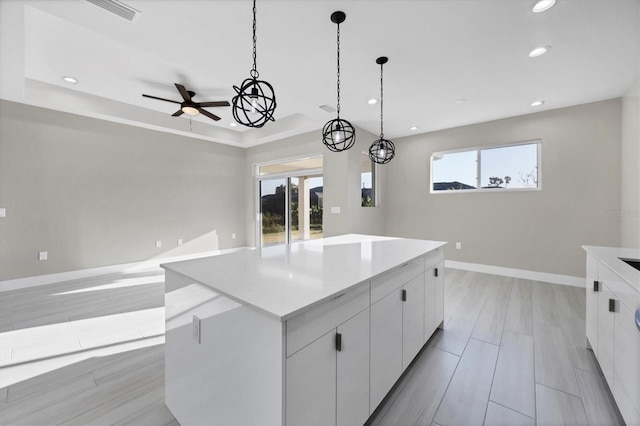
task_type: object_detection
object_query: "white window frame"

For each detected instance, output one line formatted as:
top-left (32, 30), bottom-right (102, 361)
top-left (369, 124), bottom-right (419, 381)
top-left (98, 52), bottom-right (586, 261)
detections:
top-left (430, 139), bottom-right (542, 194)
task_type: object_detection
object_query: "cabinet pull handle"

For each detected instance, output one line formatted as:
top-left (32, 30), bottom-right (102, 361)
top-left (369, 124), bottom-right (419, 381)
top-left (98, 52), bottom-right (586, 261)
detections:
top-left (609, 299), bottom-right (616, 313)
top-left (593, 280), bottom-right (600, 292)
top-left (434, 268), bottom-right (439, 277)
top-left (401, 289), bottom-right (407, 302)
top-left (336, 333), bottom-right (342, 352)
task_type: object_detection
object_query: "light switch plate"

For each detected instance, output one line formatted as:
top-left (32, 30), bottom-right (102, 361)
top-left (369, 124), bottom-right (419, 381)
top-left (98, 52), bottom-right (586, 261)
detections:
top-left (456, 242), bottom-right (462, 250)
top-left (0, 208), bottom-right (5, 217)
top-left (331, 206), bottom-right (341, 214)
top-left (38, 251), bottom-right (48, 261)
top-left (155, 240), bottom-right (162, 248)
top-left (177, 238), bottom-right (183, 245)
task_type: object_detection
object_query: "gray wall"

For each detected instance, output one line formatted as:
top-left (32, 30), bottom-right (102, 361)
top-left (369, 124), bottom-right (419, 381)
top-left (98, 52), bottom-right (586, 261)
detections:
top-left (385, 99), bottom-right (623, 278)
top-left (245, 127), bottom-right (387, 247)
top-left (0, 100), bottom-right (246, 281)
top-left (620, 95), bottom-right (640, 248)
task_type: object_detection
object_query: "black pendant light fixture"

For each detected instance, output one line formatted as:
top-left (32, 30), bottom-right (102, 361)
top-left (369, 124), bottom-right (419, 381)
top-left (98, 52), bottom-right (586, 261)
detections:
top-left (232, 0), bottom-right (276, 128)
top-left (322, 11), bottom-right (355, 152)
top-left (369, 56), bottom-right (395, 164)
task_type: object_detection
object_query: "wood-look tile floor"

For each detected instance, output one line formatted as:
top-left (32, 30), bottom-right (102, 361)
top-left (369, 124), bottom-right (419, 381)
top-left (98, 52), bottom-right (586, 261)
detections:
top-left (0, 268), bottom-right (624, 425)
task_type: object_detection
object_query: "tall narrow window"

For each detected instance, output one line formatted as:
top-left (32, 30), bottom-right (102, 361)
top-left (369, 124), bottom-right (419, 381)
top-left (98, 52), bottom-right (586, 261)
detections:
top-left (361, 153), bottom-right (376, 206)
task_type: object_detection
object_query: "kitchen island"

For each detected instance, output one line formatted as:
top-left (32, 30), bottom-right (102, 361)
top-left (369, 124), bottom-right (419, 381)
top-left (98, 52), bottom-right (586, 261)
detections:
top-left (162, 234), bottom-right (446, 425)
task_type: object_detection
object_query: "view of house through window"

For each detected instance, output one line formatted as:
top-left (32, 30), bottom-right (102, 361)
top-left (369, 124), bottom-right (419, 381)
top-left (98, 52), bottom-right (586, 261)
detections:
top-left (361, 153), bottom-right (376, 206)
top-left (431, 140), bottom-right (540, 192)
top-left (258, 157), bottom-right (323, 246)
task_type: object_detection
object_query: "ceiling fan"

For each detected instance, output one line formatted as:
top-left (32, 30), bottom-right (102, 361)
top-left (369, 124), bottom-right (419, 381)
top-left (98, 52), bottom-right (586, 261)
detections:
top-left (142, 83), bottom-right (230, 121)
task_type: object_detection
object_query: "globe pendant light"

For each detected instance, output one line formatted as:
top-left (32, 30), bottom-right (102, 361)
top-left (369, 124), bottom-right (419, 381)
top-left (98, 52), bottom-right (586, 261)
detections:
top-left (232, 0), bottom-right (276, 128)
top-left (322, 11), bottom-right (355, 152)
top-left (369, 56), bottom-right (395, 164)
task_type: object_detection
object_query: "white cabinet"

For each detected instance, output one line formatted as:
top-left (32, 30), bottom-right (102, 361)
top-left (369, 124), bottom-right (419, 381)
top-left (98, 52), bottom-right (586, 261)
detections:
top-left (286, 308), bottom-right (370, 426)
top-left (286, 331), bottom-right (337, 426)
top-left (583, 248), bottom-right (640, 426)
top-left (403, 273), bottom-right (425, 369)
top-left (425, 261), bottom-right (444, 341)
top-left (585, 254), bottom-right (599, 349)
top-left (337, 309), bottom-right (370, 426)
top-left (370, 287), bottom-right (403, 411)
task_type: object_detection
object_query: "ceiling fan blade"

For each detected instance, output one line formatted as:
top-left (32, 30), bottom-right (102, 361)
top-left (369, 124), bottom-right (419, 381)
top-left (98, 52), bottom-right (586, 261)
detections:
top-left (175, 83), bottom-right (192, 102)
top-left (142, 94), bottom-right (181, 104)
top-left (198, 108), bottom-right (221, 121)
top-left (172, 110), bottom-right (184, 117)
top-left (198, 101), bottom-right (231, 107)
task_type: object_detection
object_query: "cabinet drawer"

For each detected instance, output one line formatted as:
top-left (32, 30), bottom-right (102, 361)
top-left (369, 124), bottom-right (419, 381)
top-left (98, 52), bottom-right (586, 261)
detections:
top-left (424, 246), bottom-right (445, 270)
top-left (371, 256), bottom-right (424, 304)
top-left (286, 284), bottom-right (369, 357)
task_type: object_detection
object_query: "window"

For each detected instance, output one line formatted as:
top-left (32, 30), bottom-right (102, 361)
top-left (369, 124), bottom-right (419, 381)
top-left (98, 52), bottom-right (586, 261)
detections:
top-left (361, 153), bottom-right (376, 206)
top-left (431, 140), bottom-right (540, 192)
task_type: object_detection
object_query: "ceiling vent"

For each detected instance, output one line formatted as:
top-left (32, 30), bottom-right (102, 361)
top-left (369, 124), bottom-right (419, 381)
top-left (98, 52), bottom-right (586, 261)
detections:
top-left (86, 0), bottom-right (141, 22)
top-left (319, 105), bottom-right (336, 113)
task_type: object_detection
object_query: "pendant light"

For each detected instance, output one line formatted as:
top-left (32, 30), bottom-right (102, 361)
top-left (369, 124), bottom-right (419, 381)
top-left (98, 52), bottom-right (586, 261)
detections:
top-left (232, 0), bottom-right (276, 128)
top-left (322, 11), bottom-right (355, 152)
top-left (369, 56), bottom-right (395, 164)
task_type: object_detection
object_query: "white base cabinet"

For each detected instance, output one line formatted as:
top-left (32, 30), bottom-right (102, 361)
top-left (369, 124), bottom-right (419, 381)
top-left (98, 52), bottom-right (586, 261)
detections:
top-left (584, 249), bottom-right (640, 426)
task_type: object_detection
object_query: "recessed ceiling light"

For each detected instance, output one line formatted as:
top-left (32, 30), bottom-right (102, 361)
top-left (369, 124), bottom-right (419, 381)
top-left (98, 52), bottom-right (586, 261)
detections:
top-left (230, 122), bottom-right (238, 127)
top-left (410, 126), bottom-right (419, 131)
top-left (531, 100), bottom-right (545, 107)
top-left (529, 45), bottom-right (551, 57)
top-left (62, 76), bottom-right (78, 84)
top-left (455, 98), bottom-right (466, 104)
top-left (368, 98), bottom-right (378, 105)
top-left (532, 0), bottom-right (556, 13)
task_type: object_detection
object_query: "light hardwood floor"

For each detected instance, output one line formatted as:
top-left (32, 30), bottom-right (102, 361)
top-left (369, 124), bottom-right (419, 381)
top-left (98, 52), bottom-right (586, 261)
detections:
top-left (0, 268), bottom-right (624, 425)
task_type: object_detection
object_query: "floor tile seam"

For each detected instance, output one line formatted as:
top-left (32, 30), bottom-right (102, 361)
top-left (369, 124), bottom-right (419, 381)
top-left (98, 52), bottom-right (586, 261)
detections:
top-left (535, 381), bottom-right (584, 399)
top-left (482, 333), bottom-right (502, 426)
top-left (430, 338), bottom-right (465, 424)
top-left (487, 398), bottom-right (536, 421)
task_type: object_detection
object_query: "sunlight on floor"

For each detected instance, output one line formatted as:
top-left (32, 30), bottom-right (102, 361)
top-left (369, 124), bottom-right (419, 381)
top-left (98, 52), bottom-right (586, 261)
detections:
top-left (0, 307), bottom-right (165, 388)
top-left (52, 275), bottom-right (165, 295)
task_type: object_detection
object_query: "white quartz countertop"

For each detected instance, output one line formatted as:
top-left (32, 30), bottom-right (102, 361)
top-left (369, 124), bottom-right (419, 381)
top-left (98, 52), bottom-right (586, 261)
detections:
top-left (162, 234), bottom-right (446, 320)
top-left (583, 245), bottom-right (640, 292)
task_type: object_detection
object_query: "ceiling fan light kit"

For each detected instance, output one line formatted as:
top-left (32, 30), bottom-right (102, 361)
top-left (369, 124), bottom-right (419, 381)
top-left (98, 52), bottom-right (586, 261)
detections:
top-left (231, 0), bottom-right (277, 128)
top-left (369, 56), bottom-right (395, 165)
top-left (322, 11), bottom-right (356, 153)
top-left (142, 83), bottom-right (230, 121)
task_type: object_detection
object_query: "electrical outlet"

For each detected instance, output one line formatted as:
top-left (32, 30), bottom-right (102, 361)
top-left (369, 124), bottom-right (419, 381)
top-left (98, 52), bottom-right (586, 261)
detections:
top-left (38, 251), bottom-right (48, 261)
top-left (232, 233), bottom-right (236, 239)
top-left (0, 208), bottom-right (5, 217)
top-left (331, 206), bottom-right (341, 214)
top-left (456, 242), bottom-right (462, 250)
top-left (177, 238), bottom-right (183, 245)
top-left (155, 240), bottom-right (162, 248)
top-left (192, 315), bottom-right (201, 344)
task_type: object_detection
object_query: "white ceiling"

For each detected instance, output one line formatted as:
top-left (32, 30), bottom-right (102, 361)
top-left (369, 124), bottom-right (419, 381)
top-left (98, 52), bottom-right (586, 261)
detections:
top-left (1, 0), bottom-right (638, 148)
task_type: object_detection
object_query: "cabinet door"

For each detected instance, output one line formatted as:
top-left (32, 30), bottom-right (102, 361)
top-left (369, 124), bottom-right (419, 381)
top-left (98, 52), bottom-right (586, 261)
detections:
top-left (434, 262), bottom-right (445, 331)
top-left (596, 283), bottom-right (615, 385)
top-left (286, 331), bottom-right (336, 426)
top-left (424, 267), bottom-right (435, 343)
top-left (403, 273), bottom-right (425, 370)
top-left (337, 309), bottom-right (370, 426)
top-left (370, 289), bottom-right (403, 412)
top-left (613, 301), bottom-right (640, 424)
top-left (585, 254), bottom-right (599, 349)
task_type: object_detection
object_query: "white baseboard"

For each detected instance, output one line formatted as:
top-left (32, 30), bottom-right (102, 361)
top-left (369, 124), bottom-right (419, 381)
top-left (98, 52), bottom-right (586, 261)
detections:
top-left (0, 247), bottom-right (251, 292)
top-left (445, 260), bottom-right (585, 288)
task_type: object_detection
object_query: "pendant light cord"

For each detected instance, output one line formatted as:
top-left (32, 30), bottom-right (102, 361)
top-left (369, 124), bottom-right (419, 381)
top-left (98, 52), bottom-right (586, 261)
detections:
top-left (336, 22), bottom-right (341, 118)
top-left (251, 0), bottom-right (259, 79)
top-left (379, 62), bottom-right (384, 138)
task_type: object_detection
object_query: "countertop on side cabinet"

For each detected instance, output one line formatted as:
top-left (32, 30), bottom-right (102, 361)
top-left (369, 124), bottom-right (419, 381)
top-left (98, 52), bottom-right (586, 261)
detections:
top-left (583, 246), bottom-right (640, 292)
top-left (162, 234), bottom-right (446, 320)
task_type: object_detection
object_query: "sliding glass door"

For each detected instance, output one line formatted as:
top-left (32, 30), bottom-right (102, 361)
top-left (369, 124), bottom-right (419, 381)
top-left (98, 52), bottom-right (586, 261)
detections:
top-left (259, 174), bottom-right (323, 247)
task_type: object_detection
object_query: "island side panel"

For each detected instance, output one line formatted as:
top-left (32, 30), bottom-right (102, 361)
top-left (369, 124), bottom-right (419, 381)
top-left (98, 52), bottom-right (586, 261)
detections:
top-left (164, 269), bottom-right (285, 425)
